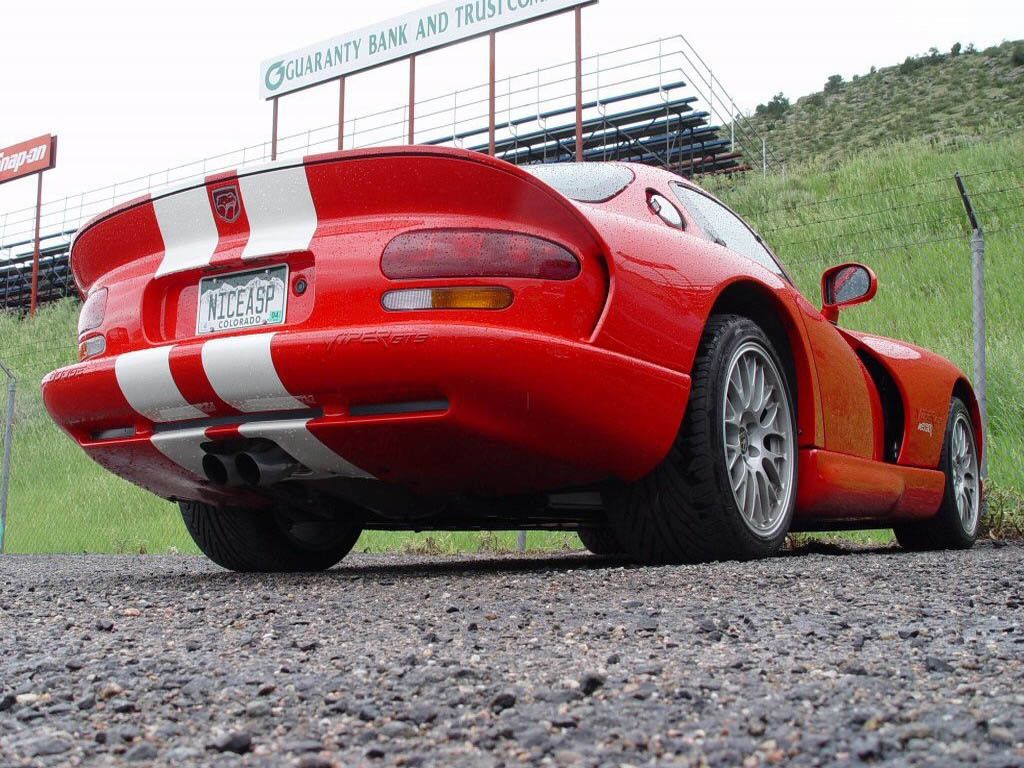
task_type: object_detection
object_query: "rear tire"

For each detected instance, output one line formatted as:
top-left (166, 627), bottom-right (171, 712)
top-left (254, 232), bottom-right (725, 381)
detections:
top-left (577, 525), bottom-right (625, 556)
top-left (180, 501), bottom-right (362, 572)
top-left (894, 398), bottom-right (981, 551)
top-left (607, 315), bottom-right (798, 564)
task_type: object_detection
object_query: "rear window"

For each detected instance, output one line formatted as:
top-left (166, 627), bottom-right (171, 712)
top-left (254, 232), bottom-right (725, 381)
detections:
top-left (524, 163), bottom-right (634, 203)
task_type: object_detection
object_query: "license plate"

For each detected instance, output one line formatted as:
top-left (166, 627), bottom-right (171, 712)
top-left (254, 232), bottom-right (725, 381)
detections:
top-left (196, 265), bottom-right (289, 335)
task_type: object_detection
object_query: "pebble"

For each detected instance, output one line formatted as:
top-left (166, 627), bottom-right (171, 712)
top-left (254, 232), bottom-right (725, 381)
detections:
top-left (0, 545), bottom-right (1021, 766)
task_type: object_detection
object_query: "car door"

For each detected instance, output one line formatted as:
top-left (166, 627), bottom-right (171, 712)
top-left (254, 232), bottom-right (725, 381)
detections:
top-left (670, 183), bottom-right (878, 460)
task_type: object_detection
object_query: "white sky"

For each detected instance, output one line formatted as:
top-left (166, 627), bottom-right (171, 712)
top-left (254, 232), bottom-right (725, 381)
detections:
top-left (1, 0), bottom-right (1021, 222)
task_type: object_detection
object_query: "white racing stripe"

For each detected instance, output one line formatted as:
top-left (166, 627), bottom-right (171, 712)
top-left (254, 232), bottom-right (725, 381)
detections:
top-left (152, 186), bottom-right (219, 277)
top-left (238, 419), bottom-right (374, 479)
top-left (239, 166), bottom-right (317, 260)
top-left (201, 332), bottom-right (306, 413)
top-left (114, 346), bottom-right (206, 422)
top-left (151, 427), bottom-right (208, 478)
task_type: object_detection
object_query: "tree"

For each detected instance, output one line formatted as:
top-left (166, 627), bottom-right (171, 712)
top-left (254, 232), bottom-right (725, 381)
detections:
top-left (824, 74), bottom-right (844, 93)
top-left (755, 92), bottom-right (791, 121)
top-left (899, 56), bottom-right (925, 75)
top-left (951, 42), bottom-right (962, 57)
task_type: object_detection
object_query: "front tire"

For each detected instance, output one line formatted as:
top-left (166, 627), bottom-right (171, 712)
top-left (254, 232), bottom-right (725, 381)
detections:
top-left (180, 501), bottom-right (362, 572)
top-left (894, 398), bottom-right (981, 551)
top-left (607, 315), bottom-right (798, 564)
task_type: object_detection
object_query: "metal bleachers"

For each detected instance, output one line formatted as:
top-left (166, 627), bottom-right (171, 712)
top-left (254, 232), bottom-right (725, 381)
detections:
top-left (426, 80), bottom-right (745, 175)
top-left (1, 37), bottom-right (769, 314)
top-left (0, 231), bottom-right (77, 312)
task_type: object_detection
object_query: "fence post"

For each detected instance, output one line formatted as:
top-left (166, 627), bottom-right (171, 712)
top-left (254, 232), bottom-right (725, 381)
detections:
top-left (954, 172), bottom-right (988, 478)
top-left (0, 359), bottom-right (15, 554)
top-left (517, 530), bottom-right (527, 553)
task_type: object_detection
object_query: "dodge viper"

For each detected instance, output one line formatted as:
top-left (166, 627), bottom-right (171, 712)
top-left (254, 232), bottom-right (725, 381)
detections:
top-left (42, 146), bottom-right (983, 571)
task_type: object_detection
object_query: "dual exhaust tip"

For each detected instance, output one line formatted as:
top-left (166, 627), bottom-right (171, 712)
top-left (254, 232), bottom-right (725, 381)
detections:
top-left (202, 447), bottom-right (300, 488)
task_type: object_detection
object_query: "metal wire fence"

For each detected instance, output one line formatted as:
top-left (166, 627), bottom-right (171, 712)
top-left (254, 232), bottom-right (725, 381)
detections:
top-left (1, 134), bottom-right (1022, 553)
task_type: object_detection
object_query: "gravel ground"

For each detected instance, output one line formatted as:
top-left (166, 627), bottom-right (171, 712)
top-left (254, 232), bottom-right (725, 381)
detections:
top-left (1, 542), bottom-right (1023, 767)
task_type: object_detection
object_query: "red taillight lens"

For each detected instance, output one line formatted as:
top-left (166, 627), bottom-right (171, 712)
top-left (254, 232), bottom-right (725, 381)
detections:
top-left (382, 229), bottom-right (581, 280)
top-left (78, 288), bottom-right (108, 337)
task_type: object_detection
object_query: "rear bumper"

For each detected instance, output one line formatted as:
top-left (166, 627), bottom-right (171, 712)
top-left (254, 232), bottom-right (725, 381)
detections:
top-left (43, 324), bottom-right (690, 502)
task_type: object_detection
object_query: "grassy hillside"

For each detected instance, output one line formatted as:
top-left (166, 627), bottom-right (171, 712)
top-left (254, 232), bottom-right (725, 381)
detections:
top-left (1, 131), bottom-right (1021, 552)
top-left (748, 40), bottom-right (1024, 167)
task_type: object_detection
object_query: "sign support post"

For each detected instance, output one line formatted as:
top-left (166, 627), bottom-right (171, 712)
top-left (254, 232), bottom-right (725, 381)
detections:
top-left (30, 171), bottom-right (43, 316)
top-left (489, 32), bottom-right (497, 155)
top-left (408, 56), bottom-right (417, 144)
top-left (338, 77), bottom-right (347, 150)
top-left (271, 97), bottom-right (280, 161)
top-left (574, 6), bottom-right (583, 161)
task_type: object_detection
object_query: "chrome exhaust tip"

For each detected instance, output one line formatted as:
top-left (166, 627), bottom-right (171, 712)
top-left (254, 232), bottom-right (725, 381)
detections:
top-left (202, 453), bottom-right (244, 486)
top-left (235, 448), bottom-right (300, 487)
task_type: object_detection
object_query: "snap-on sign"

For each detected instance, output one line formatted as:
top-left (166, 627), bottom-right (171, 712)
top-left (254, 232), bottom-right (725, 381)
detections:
top-left (0, 134), bottom-right (57, 186)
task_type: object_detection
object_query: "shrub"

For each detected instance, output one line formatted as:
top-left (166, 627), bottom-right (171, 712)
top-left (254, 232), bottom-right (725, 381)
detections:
top-left (899, 56), bottom-right (925, 75)
top-left (1012, 43), bottom-right (1024, 67)
top-left (951, 42), bottom-right (962, 57)
top-left (824, 74), bottom-right (844, 93)
top-left (755, 92), bottom-right (791, 120)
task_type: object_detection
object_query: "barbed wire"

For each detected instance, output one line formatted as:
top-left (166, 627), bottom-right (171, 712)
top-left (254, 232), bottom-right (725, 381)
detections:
top-left (770, 214), bottom-right (966, 251)
top-left (758, 183), bottom-right (1024, 233)
top-left (785, 233), bottom-right (970, 265)
top-left (734, 176), bottom-right (953, 218)
top-left (759, 195), bottom-right (966, 232)
top-left (769, 201), bottom-right (1024, 251)
top-left (732, 163), bottom-right (1024, 219)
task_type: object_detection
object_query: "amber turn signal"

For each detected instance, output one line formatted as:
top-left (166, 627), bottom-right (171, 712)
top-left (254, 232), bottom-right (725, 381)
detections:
top-left (381, 286), bottom-right (513, 311)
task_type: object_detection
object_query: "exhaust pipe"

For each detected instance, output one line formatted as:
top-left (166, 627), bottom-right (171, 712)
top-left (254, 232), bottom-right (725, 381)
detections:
top-left (235, 448), bottom-right (300, 487)
top-left (202, 453), bottom-right (244, 486)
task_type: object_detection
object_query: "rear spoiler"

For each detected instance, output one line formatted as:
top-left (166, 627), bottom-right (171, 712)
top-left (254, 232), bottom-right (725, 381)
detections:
top-left (70, 146), bottom-right (609, 295)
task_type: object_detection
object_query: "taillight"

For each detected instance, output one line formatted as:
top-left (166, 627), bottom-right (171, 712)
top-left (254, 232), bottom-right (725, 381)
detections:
top-left (382, 229), bottom-right (580, 280)
top-left (78, 288), bottom-right (108, 337)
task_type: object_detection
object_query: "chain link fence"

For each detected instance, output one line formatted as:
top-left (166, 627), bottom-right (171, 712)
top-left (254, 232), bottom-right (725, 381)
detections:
top-left (1, 131), bottom-right (1022, 553)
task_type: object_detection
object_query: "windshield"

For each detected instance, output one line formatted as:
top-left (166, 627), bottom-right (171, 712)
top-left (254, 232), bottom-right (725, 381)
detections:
top-left (524, 163), bottom-right (634, 203)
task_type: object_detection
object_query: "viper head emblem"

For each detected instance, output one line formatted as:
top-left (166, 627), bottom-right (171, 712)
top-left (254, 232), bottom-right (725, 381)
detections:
top-left (212, 186), bottom-right (241, 224)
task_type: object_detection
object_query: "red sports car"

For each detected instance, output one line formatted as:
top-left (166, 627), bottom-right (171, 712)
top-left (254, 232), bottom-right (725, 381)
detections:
top-left (43, 146), bottom-right (983, 571)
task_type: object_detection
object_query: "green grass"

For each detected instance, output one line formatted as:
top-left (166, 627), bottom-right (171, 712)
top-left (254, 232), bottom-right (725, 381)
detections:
top-left (2, 129), bottom-right (1022, 553)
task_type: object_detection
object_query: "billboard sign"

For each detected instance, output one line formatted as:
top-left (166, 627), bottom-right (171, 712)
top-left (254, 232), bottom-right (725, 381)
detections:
top-left (260, 0), bottom-right (594, 99)
top-left (0, 134), bottom-right (57, 186)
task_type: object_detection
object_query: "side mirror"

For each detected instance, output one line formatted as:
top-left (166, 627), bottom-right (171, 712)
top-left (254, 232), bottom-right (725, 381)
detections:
top-left (821, 263), bottom-right (877, 324)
